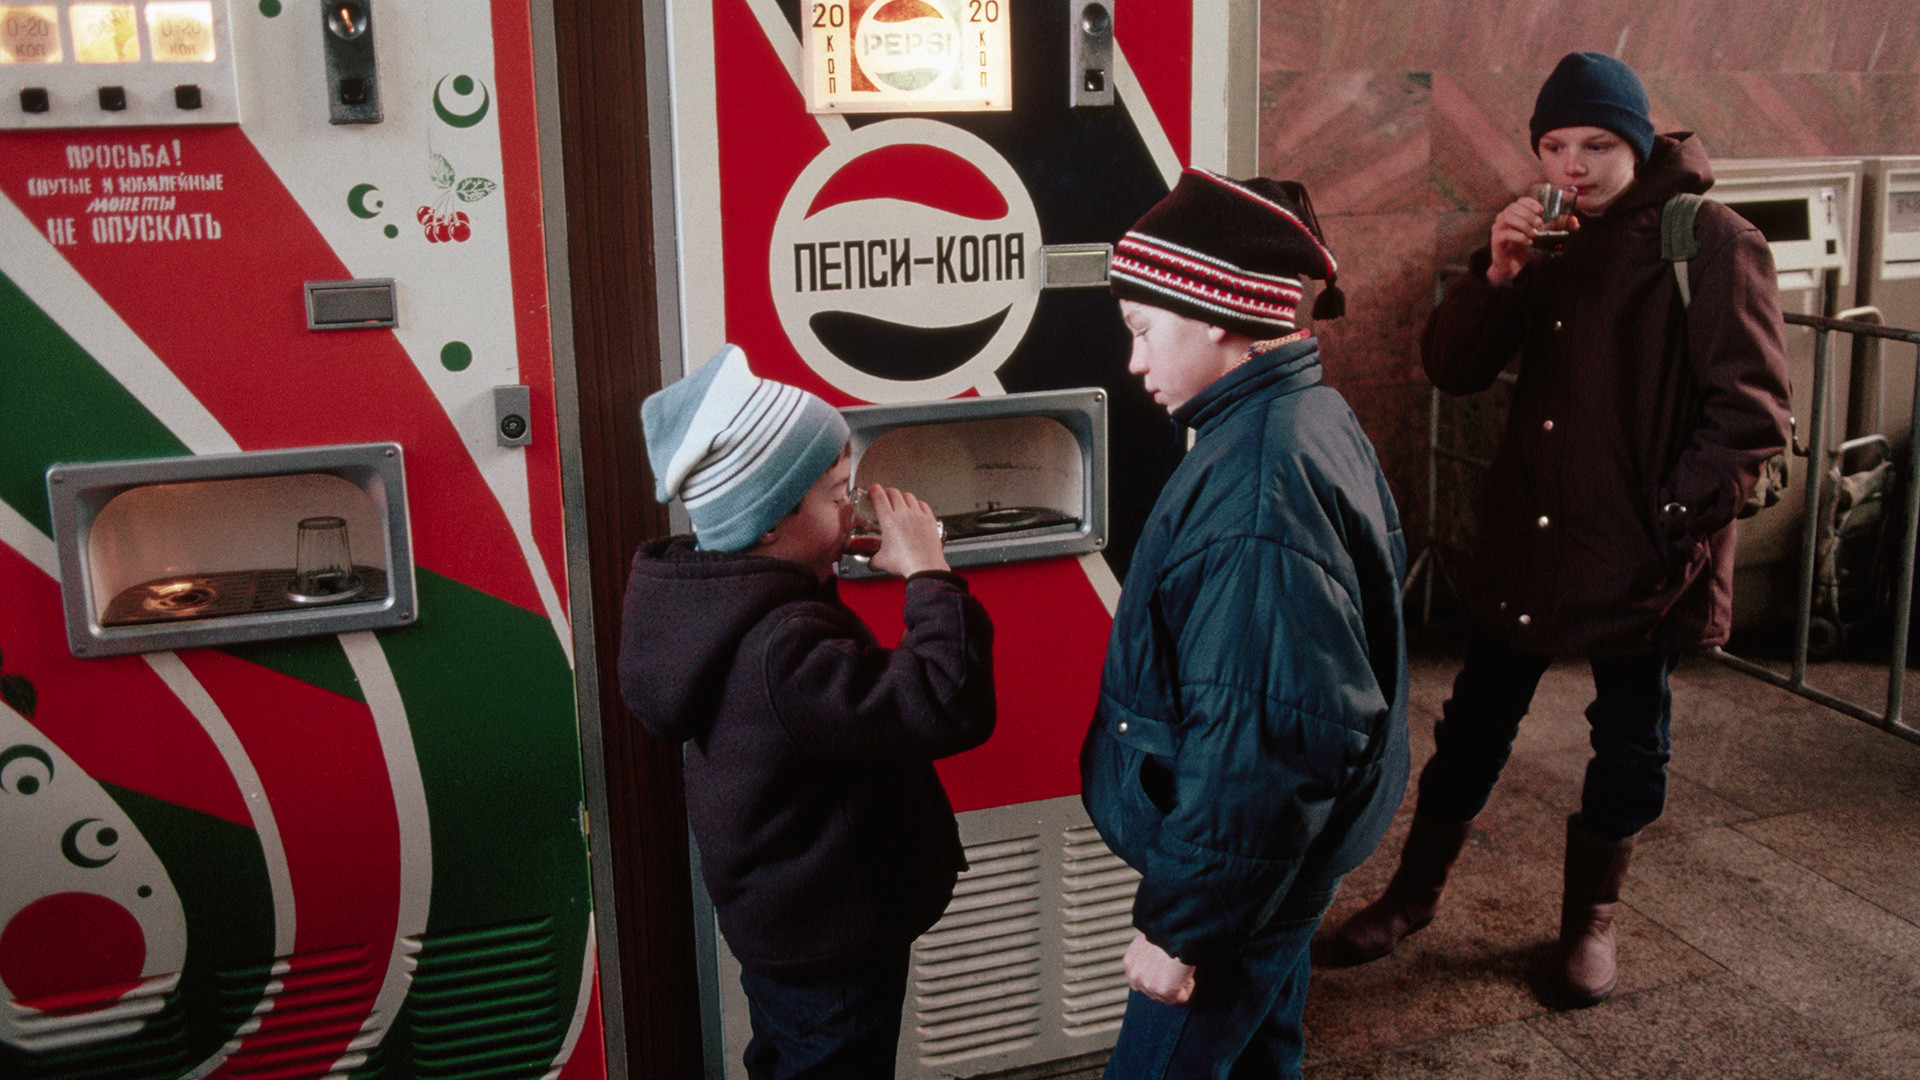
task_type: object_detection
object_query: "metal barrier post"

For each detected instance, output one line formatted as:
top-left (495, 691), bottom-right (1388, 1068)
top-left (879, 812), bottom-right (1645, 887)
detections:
top-left (1791, 325), bottom-right (1834, 685)
top-left (1884, 338), bottom-right (1920, 730)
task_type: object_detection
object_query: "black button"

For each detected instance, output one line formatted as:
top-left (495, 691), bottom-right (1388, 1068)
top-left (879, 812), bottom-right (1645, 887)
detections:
top-left (20, 87), bottom-right (49, 113)
top-left (174, 84), bottom-right (202, 110)
top-left (338, 77), bottom-right (368, 105)
top-left (98, 86), bottom-right (127, 111)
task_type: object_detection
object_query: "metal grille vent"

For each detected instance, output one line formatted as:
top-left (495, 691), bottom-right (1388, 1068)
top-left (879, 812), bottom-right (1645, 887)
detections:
top-left (2, 974), bottom-right (185, 1079)
top-left (1059, 824), bottom-right (1139, 1037)
top-left (220, 942), bottom-right (386, 1079)
top-left (911, 835), bottom-right (1043, 1068)
top-left (402, 918), bottom-right (560, 1079)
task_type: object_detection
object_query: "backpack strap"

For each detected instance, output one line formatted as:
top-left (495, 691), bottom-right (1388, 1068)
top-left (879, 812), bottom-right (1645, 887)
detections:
top-left (1661, 193), bottom-right (1705, 308)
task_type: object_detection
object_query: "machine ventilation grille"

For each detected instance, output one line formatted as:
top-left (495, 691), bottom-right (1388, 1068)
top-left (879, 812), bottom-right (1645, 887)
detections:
top-left (1, 973), bottom-right (184, 1079)
top-left (394, 918), bottom-right (561, 1079)
top-left (219, 943), bottom-right (386, 1079)
top-left (1059, 824), bottom-right (1140, 1037)
top-left (911, 835), bottom-right (1044, 1067)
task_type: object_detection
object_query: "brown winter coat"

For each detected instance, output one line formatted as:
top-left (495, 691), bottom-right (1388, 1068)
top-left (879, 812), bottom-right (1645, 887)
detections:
top-left (1423, 132), bottom-right (1792, 655)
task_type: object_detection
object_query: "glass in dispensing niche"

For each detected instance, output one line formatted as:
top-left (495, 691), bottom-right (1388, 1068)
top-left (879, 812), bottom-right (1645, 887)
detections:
top-left (288, 515), bottom-right (364, 603)
top-left (146, 1), bottom-right (213, 62)
top-left (70, 4), bottom-right (139, 62)
top-left (0, 6), bottom-right (63, 63)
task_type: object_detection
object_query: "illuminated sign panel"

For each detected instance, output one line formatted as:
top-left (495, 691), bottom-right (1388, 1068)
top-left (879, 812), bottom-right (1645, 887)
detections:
top-left (146, 1), bottom-right (214, 62)
top-left (70, 3), bottom-right (140, 62)
top-left (0, 6), bottom-right (63, 62)
top-left (802, 0), bottom-right (1010, 113)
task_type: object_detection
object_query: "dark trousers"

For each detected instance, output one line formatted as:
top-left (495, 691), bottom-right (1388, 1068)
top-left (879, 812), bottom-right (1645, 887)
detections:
top-left (1414, 621), bottom-right (1678, 841)
top-left (737, 944), bottom-right (910, 1080)
top-left (1101, 886), bottom-right (1336, 1080)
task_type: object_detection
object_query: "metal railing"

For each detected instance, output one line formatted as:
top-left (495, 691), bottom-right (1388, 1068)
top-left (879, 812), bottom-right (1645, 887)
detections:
top-left (1708, 309), bottom-right (1920, 746)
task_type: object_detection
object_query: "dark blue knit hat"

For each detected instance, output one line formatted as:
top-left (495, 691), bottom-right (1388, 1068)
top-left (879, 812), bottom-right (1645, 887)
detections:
top-left (1529, 52), bottom-right (1654, 161)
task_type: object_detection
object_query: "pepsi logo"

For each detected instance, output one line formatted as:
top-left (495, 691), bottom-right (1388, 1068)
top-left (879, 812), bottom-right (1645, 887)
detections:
top-left (852, 0), bottom-right (960, 93)
top-left (770, 119), bottom-right (1040, 402)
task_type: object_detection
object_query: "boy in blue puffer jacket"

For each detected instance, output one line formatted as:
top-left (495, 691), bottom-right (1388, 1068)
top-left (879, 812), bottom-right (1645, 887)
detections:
top-left (1081, 171), bottom-right (1409, 1079)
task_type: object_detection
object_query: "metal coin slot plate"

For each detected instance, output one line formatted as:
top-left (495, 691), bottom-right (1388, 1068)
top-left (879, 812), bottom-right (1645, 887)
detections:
top-left (306, 278), bottom-right (397, 329)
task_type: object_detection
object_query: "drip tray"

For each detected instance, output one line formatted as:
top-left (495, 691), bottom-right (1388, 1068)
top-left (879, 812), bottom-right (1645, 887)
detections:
top-left (102, 567), bottom-right (390, 627)
top-left (939, 506), bottom-right (1081, 542)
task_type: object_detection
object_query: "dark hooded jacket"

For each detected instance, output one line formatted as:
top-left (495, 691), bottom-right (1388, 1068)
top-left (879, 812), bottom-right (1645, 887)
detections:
top-left (618, 538), bottom-right (995, 976)
top-left (1080, 338), bottom-right (1410, 967)
top-left (1424, 132), bottom-right (1792, 655)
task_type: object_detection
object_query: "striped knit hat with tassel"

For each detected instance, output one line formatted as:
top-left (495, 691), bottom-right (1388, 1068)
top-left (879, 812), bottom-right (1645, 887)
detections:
top-left (642, 344), bottom-right (850, 552)
top-left (1109, 169), bottom-right (1344, 337)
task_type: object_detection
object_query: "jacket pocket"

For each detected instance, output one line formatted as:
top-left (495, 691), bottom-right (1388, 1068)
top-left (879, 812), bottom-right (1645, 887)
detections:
top-left (1109, 712), bottom-right (1177, 814)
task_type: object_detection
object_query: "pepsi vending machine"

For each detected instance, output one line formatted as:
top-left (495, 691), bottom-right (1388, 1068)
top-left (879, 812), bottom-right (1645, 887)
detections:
top-left (0, 4), bottom-right (604, 1079)
top-left (647, 1), bottom-right (1258, 1074)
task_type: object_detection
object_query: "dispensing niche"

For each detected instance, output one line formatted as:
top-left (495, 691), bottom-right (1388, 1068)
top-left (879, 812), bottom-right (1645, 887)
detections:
top-left (838, 388), bottom-right (1107, 579)
top-left (46, 442), bottom-right (416, 657)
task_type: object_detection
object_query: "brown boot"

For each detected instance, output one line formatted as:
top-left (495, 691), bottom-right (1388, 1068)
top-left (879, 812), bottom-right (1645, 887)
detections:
top-left (1558, 814), bottom-right (1637, 1007)
top-left (1330, 815), bottom-right (1473, 964)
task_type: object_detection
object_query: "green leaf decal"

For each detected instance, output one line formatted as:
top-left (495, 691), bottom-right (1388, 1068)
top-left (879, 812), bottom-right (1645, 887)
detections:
top-left (1, 673), bottom-right (36, 719)
top-left (429, 152), bottom-right (456, 190)
top-left (454, 177), bottom-right (497, 203)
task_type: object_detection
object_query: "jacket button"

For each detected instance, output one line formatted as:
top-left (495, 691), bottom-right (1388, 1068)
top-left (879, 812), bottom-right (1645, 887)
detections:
top-left (1498, 601), bottom-right (1508, 610)
top-left (1554, 320), bottom-right (1564, 331)
top-left (1537, 515), bottom-right (1550, 528)
top-left (1542, 419), bottom-right (1555, 432)
top-left (1517, 614), bottom-right (1532, 626)
top-left (1117, 721), bottom-right (1129, 734)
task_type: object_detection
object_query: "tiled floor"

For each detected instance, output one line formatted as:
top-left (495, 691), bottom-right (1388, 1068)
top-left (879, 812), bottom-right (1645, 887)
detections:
top-left (1002, 636), bottom-right (1920, 1080)
top-left (1303, 637), bottom-right (1920, 1079)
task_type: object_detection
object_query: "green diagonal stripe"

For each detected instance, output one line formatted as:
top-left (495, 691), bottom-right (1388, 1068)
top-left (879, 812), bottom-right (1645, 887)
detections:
top-left (0, 270), bottom-right (188, 535)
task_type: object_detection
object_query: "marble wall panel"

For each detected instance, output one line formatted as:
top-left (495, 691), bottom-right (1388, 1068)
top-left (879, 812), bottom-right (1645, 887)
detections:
top-left (1304, 0), bottom-right (1920, 74)
top-left (1260, 71), bottom-right (1432, 214)
top-left (1429, 73), bottom-right (1540, 212)
top-left (1260, 0), bottom-right (1324, 72)
top-left (1312, 211), bottom-right (1437, 385)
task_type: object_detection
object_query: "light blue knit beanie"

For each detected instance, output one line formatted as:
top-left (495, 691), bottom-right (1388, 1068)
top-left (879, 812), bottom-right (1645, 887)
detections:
top-left (642, 345), bottom-right (849, 552)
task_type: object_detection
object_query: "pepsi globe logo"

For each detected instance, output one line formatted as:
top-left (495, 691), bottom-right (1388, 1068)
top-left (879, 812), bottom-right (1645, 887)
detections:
top-left (770, 119), bottom-right (1040, 402)
top-left (852, 0), bottom-right (960, 92)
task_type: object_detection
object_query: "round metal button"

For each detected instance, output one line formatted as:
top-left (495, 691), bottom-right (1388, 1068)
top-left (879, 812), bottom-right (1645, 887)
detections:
top-left (1117, 721), bottom-right (1129, 734)
top-left (1553, 320), bottom-right (1564, 331)
top-left (1537, 516), bottom-right (1550, 528)
top-left (1517, 614), bottom-right (1532, 626)
top-left (1542, 419), bottom-right (1554, 432)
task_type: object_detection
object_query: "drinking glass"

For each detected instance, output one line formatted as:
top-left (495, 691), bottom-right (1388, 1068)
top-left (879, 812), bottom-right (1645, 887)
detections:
top-left (290, 515), bottom-right (361, 599)
top-left (1529, 182), bottom-right (1578, 255)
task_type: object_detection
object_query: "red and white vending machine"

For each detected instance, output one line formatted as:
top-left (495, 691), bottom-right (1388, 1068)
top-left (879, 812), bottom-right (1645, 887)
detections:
top-left (1, 3), bottom-right (604, 1079)
top-left (646, 1), bottom-right (1258, 1075)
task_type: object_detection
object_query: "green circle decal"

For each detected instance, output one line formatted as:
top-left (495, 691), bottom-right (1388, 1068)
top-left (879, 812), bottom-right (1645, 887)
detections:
top-left (433, 75), bottom-right (491, 128)
top-left (384, 224), bottom-right (399, 238)
top-left (440, 342), bottom-right (473, 371)
top-left (348, 183), bottom-right (383, 219)
top-left (259, 0), bottom-right (280, 16)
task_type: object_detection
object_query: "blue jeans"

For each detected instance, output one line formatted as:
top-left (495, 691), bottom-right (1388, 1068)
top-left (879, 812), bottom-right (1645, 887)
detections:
top-left (1102, 886), bottom-right (1336, 1080)
top-left (1415, 621), bottom-right (1679, 840)
top-left (737, 944), bottom-right (910, 1080)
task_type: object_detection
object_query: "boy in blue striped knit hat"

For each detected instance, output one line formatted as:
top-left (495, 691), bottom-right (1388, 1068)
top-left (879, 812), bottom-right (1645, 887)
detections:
top-left (618, 345), bottom-right (997, 1080)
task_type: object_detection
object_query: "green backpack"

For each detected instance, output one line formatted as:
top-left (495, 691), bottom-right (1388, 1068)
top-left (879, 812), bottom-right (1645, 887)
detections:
top-left (1661, 192), bottom-right (1789, 519)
